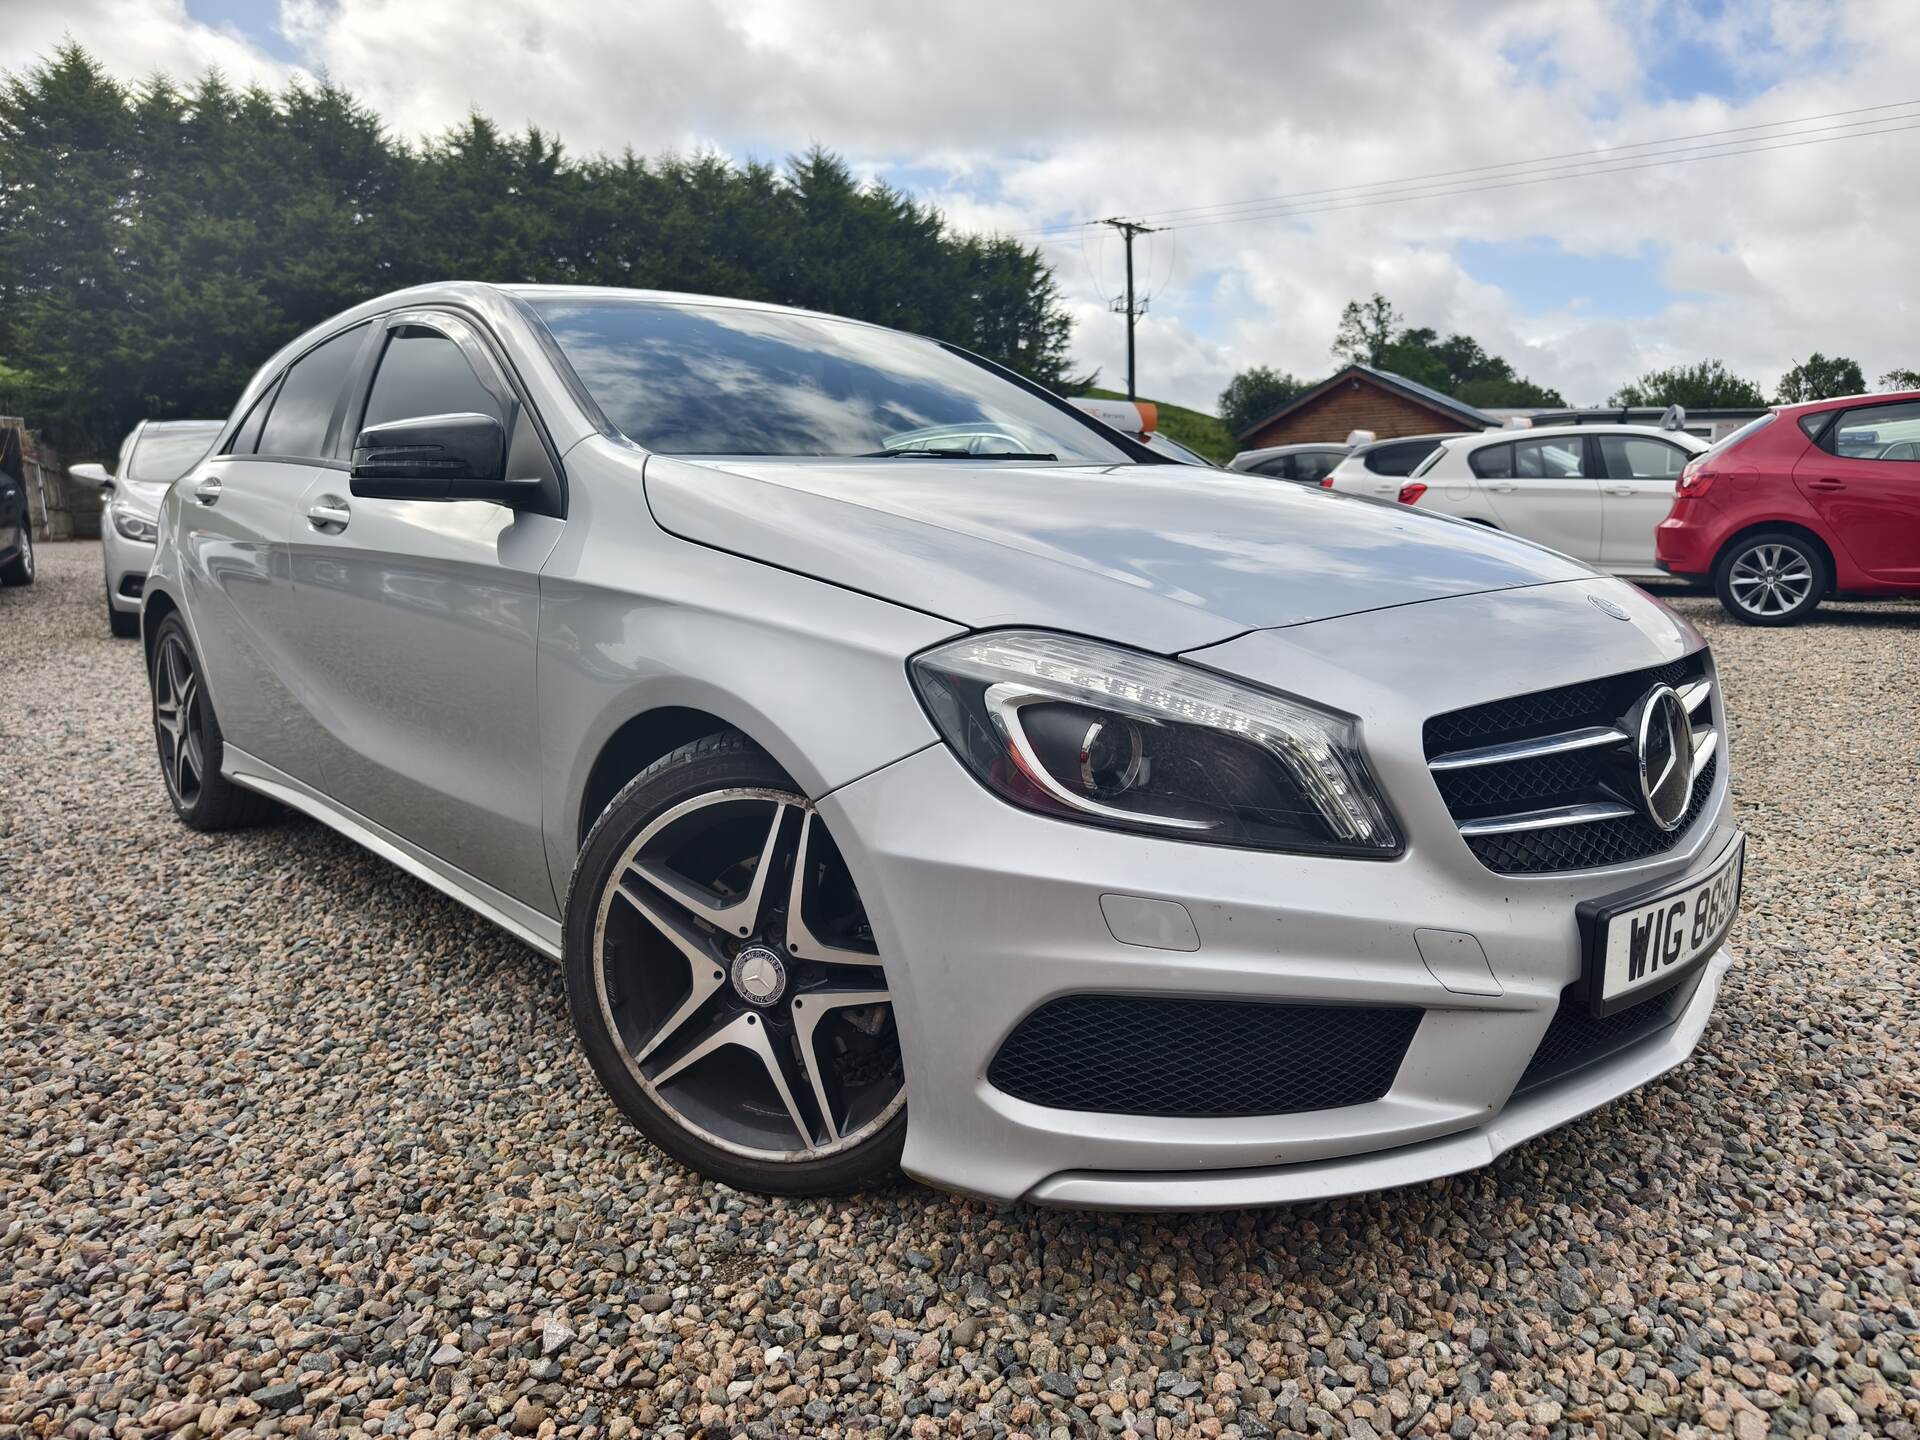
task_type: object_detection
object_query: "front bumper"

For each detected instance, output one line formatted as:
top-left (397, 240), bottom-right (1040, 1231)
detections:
top-left (102, 523), bottom-right (157, 613)
top-left (822, 577), bottom-right (1737, 1208)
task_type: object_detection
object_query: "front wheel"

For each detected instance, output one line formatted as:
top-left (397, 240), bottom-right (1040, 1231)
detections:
top-left (0, 521), bottom-right (32, 585)
top-left (564, 731), bottom-right (906, 1195)
top-left (1713, 531), bottom-right (1826, 625)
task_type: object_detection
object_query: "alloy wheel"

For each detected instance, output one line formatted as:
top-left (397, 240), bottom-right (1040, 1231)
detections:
top-left (18, 524), bottom-right (32, 579)
top-left (152, 633), bottom-right (205, 808)
top-left (591, 788), bottom-right (904, 1162)
top-left (1726, 542), bottom-right (1814, 618)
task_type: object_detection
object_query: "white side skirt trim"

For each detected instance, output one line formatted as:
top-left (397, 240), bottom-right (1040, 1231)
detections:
top-left (221, 745), bottom-right (563, 960)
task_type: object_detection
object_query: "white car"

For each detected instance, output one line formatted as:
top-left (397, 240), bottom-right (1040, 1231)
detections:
top-left (1227, 441), bottom-right (1350, 484)
top-left (1331, 425), bottom-right (1710, 578)
top-left (71, 419), bottom-right (224, 636)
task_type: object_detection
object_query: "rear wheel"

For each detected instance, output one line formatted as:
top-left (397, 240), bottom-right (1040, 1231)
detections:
top-left (148, 614), bottom-right (274, 829)
top-left (564, 731), bottom-right (906, 1195)
top-left (1713, 531), bottom-right (1826, 626)
top-left (0, 521), bottom-right (32, 585)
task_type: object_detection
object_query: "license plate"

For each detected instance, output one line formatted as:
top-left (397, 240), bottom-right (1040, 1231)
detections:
top-left (1582, 835), bottom-right (1744, 1016)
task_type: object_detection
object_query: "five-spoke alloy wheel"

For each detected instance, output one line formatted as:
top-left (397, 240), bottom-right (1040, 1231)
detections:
top-left (565, 732), bottom-right (906, 1194)
top-left (1714, 531), bottom-right (1826, 626)
top-left (147, 613), bottom-right (273, 830)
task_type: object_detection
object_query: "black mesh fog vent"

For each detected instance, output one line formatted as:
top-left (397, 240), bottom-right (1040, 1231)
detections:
top-left (986, 995), bottom-right (1420, 1118)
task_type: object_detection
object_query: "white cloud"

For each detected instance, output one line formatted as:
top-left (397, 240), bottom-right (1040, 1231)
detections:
top-left (5, 0), bottom-right (1920, 416)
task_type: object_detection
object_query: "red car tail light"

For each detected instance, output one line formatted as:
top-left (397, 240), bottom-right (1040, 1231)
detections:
top-left (1319, 476), bottom-right (1336, 488)
top-left (1397, 482), bottom-right (1427, 505)
top-left (1676, 459), bottom-right (1717, 497)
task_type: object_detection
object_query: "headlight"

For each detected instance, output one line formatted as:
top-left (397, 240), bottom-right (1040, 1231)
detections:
top-left (112, 507), bottom-right (159, 543)
top-left (910, 630), bottom-right (1400, 856)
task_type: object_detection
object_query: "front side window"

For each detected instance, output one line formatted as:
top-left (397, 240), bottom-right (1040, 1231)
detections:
top-left (1468, 442), bottom-right (1514, 479)
top-left (1599, 435), bottom-right (1689, 479)
top-left (128, 423), bottom-right (223, 481)
top-left (258, 324), bottom-right (368, 460)
top-left (363, 326), bottom-right (502, 430)
top-left (525, 297), bottom-right (1131, 463)
top-left (1513, 437), bottom-right (1587, 479)
top-left (1828, 400), bottom-right (1920, 462)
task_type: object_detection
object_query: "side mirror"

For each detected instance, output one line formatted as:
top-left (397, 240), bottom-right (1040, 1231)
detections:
top-left (70, 461), bottom-right (112, 491)
top-left (349, 413), bottom-right (539, 507)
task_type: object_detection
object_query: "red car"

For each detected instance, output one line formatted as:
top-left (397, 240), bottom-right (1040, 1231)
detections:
top-left (1657, 390), bottom-right (1920, 625)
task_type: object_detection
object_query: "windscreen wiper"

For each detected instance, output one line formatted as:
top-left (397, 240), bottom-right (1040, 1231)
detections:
top-left (858, 448), bottom-right (1059, 460)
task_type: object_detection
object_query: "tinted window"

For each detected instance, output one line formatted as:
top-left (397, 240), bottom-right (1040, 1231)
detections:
top-left (258, 325), bottom-right (368, 459)
top-left (1364, 440), bottom-right (1440, 476)
top-left (128, 423), bottom-right (223, 481)
top-left (1829, 400), bottom-right (1920, 461)
top-left (1513, 437), bottom-right (1587, 479)
top-left (228, 383), bottom-right (278, 455)
top-left (1296, 451), bottom-right (1342, 482)
top-left (1468, 443), bottom-right (1513, 479)
top-left (1251, 455), bottom-right (1296, 479)
top-left (527, 297), bottom-right (1129, 462)
top-left (1599, 435), bottom-right (1689, 479)
top-left (363, 327), bottom-right (501, 430)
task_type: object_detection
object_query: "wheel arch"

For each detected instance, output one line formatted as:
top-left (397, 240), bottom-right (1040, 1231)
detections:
top-left (575, 704), bottom-right (758, 845)
top-left (1712, 520), bottom-right (1838, 595)
top-left (140, 584), bottom-right (181, 672)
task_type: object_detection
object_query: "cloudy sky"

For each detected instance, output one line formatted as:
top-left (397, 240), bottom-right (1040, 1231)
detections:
top-left (7, 0), bottom-right (1919, 415)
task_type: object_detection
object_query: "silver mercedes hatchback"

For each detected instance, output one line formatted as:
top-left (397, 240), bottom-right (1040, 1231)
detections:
top-left (143, 283), bottom-right (1744, 1207)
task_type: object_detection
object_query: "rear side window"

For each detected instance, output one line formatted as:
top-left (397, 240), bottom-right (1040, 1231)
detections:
top-left (1513, 437), bottom-right (1587, 478)
top-left (228, 382), bottom-right (278, 455)
top-left (1599, 435), bottom-right (1689, 479)
top-left (258, 325), bottom-right (368, 460)
top-left (1469, 443), bottom-right (1513, 479)
top-left (1827, 400), bottom-right (1920, 461)
top-left (1296, 450), bottom-right (1342, 482)
top-left (1363, 440), bottom-right (1438, 476)
top-left (1251, 455), bottom-right (1296, 479)
top-left (363, 326), bottom-right (502, 430)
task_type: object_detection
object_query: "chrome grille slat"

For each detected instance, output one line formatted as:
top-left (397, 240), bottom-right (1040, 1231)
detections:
top-left (1689, 726), bottom-right (1718, 783)
top-left (1457, 801), bottom-right (1637, 837)
top-left (1679, 678), bottom-right (1712, 714)
top-left (1428, 724), bottom-right (1629, 772)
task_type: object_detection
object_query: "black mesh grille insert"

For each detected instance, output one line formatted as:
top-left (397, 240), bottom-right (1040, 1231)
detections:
top-left (1424, 653), bottom-right (1715, 875)
top-left (1515, 976), bottom-right (1695, 1094)
top-left (986, 995), bottom-right (1421, 1117)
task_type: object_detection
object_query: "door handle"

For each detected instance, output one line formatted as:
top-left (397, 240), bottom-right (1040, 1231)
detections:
top-left (1807, 477), bottom-right (1845, 492)
top-left (1486, 482), bottom-right (1517, 493)
top-left (306, 497), bottom-right (351, 531)
top-left (1603, 485), bottom-right (1635, 496)
top-left (193, 476), bottom-right (223, 505)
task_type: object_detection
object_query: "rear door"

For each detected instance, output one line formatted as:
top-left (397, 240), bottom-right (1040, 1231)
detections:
top-left (176, 322), bottom-right (372, 781)
top-left (1595, 432), bottom-right (1695, 571)
top-left (1794, 399), bottom-right (1920, 583)
top-left (1473, 434), bottom-right (1605, 563)
top-left (285, 309), bottom-right (565, 910)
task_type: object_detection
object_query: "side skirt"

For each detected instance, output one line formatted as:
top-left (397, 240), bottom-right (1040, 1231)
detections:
top-left (221, 745), bottom-right (564, 960)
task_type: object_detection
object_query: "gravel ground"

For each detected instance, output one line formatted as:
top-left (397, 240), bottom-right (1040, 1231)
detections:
top-left (3, 539), bottom-right (1917, 1440)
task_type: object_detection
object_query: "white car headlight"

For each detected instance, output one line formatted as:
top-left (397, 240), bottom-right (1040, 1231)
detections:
top-left (112, 507), bottom-right (159, 544)
top-left (910, 630), bottom-right (1400, 856)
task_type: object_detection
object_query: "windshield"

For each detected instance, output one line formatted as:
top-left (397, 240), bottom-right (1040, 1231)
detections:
top-left (526, 297), bottom-right (1132, 463)
top-left (128, 424), bottom-right (221, 482)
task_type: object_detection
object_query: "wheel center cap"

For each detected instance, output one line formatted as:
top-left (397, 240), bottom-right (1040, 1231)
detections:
top-left (731, 945), bottom-right (788, 1006)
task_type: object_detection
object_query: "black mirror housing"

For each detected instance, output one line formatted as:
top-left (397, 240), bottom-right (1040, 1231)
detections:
top-left (350, 413), bottom-right (534, 505)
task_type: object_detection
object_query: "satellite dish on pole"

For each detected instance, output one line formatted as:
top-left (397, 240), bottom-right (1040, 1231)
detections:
top-left (1659, 404), bottom-right (1687, 432)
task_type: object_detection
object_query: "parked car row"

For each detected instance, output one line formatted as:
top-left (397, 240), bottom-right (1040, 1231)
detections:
top-left (1230, 394), bottom-right (1920, 626)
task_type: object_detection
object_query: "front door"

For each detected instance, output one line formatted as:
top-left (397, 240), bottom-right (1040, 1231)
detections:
top-left (286, 311), bottom-right (564, 911)
top-left (1595, 432), bottom-right (1693, 572)
top-left (1475, 435), bottom-right (1605, 564)
top-left (1795, 400), bottom-right (1920, 584)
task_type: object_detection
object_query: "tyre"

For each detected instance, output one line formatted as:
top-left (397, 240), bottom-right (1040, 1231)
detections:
top-left (0, 521), bottom-right (32, 585)
top-left (148, 614), bottom-right (274, 830)
top-left (108, 595), bottom-right (140, 638)
top-left (1713, 531), bottom-right (1827, 626)
top-left (564, 730), bottom-right (907, 1195)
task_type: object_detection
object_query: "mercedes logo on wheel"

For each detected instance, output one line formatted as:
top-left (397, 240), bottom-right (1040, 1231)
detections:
top-left (730, 944), bottom-right (789, 1006)
top-left (1632, 684), bottom-right (1695, 831)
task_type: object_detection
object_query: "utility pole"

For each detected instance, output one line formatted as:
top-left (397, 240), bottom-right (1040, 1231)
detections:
top-left (1097, 217), bottom-right (1160, 401)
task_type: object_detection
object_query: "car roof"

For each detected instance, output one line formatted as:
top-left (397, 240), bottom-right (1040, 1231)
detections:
top-left (1348, 432), bottom-right (1459, 454)
top-left (1436, 423), bottom-right (1704, 448)
top-left (139, 419), bottom-right (224, 434)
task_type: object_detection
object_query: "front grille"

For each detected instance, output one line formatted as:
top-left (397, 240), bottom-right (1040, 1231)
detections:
top-left (1514, 976), bottom-right (1696, 1095)
top-left (1424, 653), bottom-right (1718, 875)
top-left (986, 995), bottom-right (1420, 1117)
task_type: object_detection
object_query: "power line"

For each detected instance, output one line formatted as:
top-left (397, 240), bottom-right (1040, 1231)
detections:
top-left (1009, 97), bottom-right (1920, 239)
top-left (1097, 217), bottom-right (1160, 400)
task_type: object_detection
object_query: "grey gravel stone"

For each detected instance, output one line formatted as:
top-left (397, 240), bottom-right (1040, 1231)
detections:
top-left (5, 546), bottom-right (1920, 1439)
